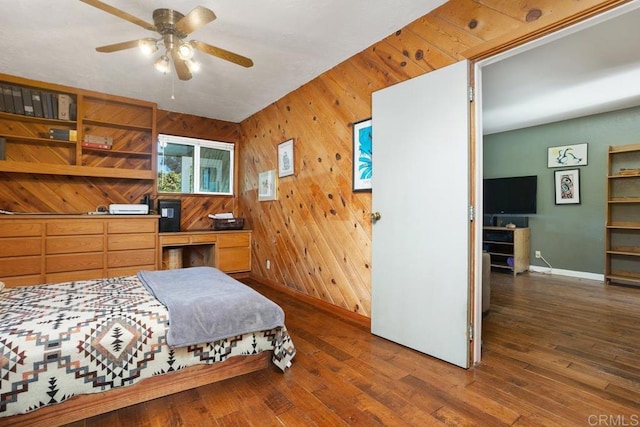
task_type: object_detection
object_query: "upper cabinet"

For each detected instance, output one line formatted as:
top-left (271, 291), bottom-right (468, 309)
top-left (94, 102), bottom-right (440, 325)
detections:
top-left (0, 73), bottom-right (156, 180)
top-left (605, 143), bottom-right (640, 286)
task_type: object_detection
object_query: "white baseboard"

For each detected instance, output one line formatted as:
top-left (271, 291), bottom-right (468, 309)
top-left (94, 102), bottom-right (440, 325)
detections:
top-left (529, 265), bottom-right (604, 282)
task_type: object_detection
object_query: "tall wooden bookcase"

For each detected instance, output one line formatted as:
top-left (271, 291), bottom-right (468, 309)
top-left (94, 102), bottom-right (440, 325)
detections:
top-left (605, 143), bottom-right (640, 286)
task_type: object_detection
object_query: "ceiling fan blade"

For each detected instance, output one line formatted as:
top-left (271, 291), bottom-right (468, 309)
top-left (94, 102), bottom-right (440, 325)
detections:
top-left (190, 40), bottom-right (254, 68)
top-left (175, 6), bottom-right (216, 35)
top-left (96, 39), bottom-right (143, 53)
top-left (80, 0), bottom-right (155, 31)
top-left (170, 50), bottom-right (193, 81)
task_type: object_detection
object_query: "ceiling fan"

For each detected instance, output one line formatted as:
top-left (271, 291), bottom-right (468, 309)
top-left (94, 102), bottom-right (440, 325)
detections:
top-left (80, 0), bottom-right (254, 81)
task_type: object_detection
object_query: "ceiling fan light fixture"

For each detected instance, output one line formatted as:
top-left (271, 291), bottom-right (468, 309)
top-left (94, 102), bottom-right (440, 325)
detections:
top-left (185, 59), bottom-right (201, 73)
top-left (154, 54), bottom-right (171, 74)
top-left (177, 42), bottom-right (195, 60)
top-left (138, 38), bottom-right (158, 56)
top-left (82, 3), bottom-right (254, 79)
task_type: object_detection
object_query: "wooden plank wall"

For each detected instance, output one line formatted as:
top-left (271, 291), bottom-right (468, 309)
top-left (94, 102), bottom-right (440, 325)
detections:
top-left (0, 173), bottom-right (154, 214)
top-left (238, 0), bottom-right (629, 318)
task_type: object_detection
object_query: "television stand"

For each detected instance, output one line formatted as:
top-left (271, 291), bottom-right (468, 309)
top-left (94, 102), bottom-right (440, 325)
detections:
top-left (490, 214), bottom-right (529, 228)
top-left (482, 226), bottom-right (530, 276)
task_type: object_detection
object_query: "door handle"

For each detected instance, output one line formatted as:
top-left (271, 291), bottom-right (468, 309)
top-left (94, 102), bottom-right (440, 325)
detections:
top-left (371, 212), bottom-right (381, 222)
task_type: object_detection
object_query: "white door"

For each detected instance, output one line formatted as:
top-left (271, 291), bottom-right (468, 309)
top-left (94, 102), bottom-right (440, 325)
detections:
top-left (371, 60), bottom-right (472, 368)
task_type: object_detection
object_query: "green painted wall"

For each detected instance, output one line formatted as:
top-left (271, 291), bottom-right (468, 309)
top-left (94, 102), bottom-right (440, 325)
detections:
top-left (483, 106), bottom-right (640, 274)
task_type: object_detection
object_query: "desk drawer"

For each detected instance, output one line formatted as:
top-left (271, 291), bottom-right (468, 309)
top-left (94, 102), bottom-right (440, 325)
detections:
top-left (190, 234), bottom-right (218, 244)
top-left (47, 269), bottom-right (103, 284)
top-left (1, 275), bottom-right (43, 288)
top-left (0, 238), bottom-right (41, 257)
top-left (0, 222), bottom-right (42, 237)
top-left (218, 233), bottom-right (250, 248)
top-left (108, 233), bottom-right (156, 251)
top-left (0, 257), bottom-right (41, 277)
top-left (47, 221), bottom-right (104, 236)
top-left (160, 235), bottom-right (191, 245)
top-left (108, 249), bottom-right (156, 268)
top-left (108, 219), bottom-right (157, 234)
top-left (47, 236), bottom-right (104, 254)
top-left (46, 253), bottom-right (104, 273)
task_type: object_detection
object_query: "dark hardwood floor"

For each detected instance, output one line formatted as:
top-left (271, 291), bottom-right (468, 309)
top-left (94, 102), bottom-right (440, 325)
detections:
top-left (63, 272), bottom-right (640, 426)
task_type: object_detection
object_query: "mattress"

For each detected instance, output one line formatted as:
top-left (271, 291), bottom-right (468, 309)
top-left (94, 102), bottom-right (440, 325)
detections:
top-left (0, 274), bottom-right (295, 418)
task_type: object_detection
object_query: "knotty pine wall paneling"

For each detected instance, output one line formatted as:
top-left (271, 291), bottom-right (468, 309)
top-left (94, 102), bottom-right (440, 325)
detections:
top-left (156, 110), bottom-right (242, 231)
top-left (239, 0), bottom-right (629, 318)
top-left (0, 173), bottom-right (153, 214)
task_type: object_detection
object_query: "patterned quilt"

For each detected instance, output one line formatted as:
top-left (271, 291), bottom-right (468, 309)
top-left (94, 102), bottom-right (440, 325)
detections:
top-left (0, 275), bottom-right (296, 418)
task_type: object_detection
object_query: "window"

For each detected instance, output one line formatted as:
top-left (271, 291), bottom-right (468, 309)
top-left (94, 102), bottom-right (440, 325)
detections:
top-left (157, 134), bottom-right (234, 195)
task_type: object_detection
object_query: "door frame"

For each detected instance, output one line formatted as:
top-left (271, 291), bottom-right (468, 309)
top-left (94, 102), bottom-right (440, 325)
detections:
top-left (470, 0), bottom-right (640, 364)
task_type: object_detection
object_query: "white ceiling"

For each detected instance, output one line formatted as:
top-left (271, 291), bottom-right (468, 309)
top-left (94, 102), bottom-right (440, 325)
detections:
top-left (0, 0), bottom-right (447, 123)
top-left (3, 1), bottom-right (638, 130)
top-left (482, 1), bottom-right (640, 135)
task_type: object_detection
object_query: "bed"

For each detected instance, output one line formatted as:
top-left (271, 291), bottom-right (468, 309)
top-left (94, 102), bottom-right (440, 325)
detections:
top-left (0, 267), bottom-right (296, 426)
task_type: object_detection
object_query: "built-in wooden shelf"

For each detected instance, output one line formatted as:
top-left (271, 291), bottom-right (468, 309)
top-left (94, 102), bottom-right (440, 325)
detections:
top-left (0, 160), bottom-right (154, 180)
top-left (82, 118), bottom-right (153, 132)
top-left (0, 72), bottom-right (156, 181)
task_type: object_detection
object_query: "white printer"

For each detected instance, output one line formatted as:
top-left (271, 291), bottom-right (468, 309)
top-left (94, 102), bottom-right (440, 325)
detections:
top-left (108, 204), bottom-right (149, 215)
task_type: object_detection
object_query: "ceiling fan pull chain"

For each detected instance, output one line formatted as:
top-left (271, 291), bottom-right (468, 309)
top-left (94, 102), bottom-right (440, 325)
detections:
top-left (171, 70), bottom-right (176, 100)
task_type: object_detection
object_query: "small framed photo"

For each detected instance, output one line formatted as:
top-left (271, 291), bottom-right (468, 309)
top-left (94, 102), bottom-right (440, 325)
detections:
top-left (353, 118), bottom-right (372, 192)
top-left (554, 169), bottom-right (580, 205)
top-left (278, 138), bottom-right (294, 178)
top-left (258, 169), bottom-right (277, 201)
top-left (548, 143), bottom-right (588, 168)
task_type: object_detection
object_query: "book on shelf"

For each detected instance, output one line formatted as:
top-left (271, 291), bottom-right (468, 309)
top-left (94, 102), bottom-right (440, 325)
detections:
top-left (21, 87), bottom-right (34, 116)
top-left (57, 94), bottom-right (72, 120)
top-left (70, 102), bottom-right (77, 121)
top-left (31, 91), bottom-right (43, 118)
top-left (0, 87), bottom-right (4, 112)
top-left (83, 134), bottom-right (113, 145)
top-left (42, 92), bottom-right (53, 119)
top-left (0, 137), bottom-right (5, 160)
top-left (11, 86), bottom-right (24, 115)
top-left (2, 85), bottom-right (14, 114)
top-left (51, 93), bottom-right (58, 118)
top-left (81, 141), bottom-right (112, 150)
top-left (49, 128), bottom-right (77, 141)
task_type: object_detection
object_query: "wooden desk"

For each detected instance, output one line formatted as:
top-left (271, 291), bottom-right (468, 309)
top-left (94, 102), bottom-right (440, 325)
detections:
top-left (159, 230), bottom-right (252, 274)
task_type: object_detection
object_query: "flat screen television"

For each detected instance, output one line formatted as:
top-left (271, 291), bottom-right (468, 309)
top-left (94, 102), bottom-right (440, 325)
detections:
top-left (483, 175), bottom-right (537, 214)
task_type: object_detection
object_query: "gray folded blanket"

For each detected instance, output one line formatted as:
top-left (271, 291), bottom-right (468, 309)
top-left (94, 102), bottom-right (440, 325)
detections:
top-left (138, 266), bottom-right (285, 347)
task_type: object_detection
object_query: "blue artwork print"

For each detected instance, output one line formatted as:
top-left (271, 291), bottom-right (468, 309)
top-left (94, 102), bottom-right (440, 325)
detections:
top-left (358, 125), bottom-right (372, 180)
top-left (353, 118), bottom-right (372, 192)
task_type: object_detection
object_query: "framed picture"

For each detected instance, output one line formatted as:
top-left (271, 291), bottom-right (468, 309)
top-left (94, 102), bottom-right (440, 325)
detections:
top-left (554, 168), bottom-right (580, 205)
top-left (548, 143), bottom-right (588, 168)
top-left (258, 169), bottom-right (277, 201)
top-left (353, 118), bottom-right (372, 192)
top-left (278, 138), bottom-right (294, 177)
